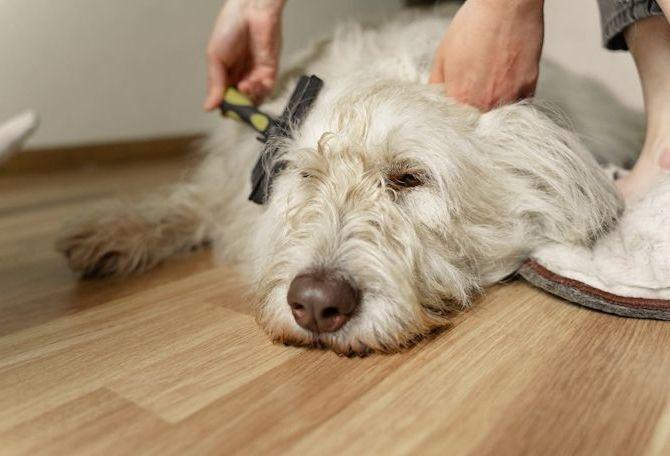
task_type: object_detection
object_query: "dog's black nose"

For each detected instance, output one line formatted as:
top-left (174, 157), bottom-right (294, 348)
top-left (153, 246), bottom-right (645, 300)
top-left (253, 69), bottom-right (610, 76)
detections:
top-left (287, 273), bottom-right (358, 333)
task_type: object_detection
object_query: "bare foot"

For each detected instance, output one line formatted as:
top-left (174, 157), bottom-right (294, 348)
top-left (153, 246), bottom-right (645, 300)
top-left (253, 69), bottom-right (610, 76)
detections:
top-left (616, 141), bottom-right (670, 200)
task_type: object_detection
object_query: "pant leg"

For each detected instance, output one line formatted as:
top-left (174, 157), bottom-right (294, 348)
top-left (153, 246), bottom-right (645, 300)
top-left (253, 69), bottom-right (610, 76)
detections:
top-left (597, 0), bottom-right (664, 50)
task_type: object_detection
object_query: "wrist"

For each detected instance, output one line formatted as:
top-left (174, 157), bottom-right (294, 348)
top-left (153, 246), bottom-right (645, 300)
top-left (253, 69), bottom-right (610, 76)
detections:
top-left (248, 0), bottom-right (286, 15)
top-left (479, 0), bottom-right (544, 14)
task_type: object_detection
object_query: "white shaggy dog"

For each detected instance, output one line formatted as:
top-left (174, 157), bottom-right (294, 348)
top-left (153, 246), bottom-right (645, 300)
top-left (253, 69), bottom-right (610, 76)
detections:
top-left (58, 10), bottom-right (641, 355)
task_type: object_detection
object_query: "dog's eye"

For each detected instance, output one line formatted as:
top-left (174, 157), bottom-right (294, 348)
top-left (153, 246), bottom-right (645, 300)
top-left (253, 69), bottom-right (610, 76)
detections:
top-left (388, 172), bottom-right (424, 189)
top-left (300, 171), bottom-right (312, 179)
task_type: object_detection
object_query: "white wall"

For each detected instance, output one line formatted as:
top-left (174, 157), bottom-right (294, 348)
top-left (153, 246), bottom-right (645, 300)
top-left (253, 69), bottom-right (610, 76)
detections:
top-left (0, 0), bottom-right (643, 149)
top-left (543, 0), bottom-right (643, 110)
top-left (0, 0), bottom-right (403, 148)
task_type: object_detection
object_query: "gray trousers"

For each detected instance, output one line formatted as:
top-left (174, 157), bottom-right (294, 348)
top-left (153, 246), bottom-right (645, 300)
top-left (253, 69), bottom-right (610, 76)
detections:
top-left (598, 0), bottom-right (664, 50)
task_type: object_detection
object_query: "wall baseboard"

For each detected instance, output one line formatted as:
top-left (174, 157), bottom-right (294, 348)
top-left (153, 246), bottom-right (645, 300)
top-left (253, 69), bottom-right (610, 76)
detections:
top-left (1, 134), bottom-right (204, 174)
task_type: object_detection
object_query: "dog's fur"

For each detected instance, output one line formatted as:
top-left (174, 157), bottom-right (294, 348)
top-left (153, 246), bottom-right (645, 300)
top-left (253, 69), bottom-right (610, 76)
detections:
top-left (58, 11), bottom-right (642, 355)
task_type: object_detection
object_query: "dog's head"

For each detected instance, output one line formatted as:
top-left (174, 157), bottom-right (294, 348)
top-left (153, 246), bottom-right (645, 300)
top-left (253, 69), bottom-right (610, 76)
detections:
top-left (251, 81), bottom-right (621, 355)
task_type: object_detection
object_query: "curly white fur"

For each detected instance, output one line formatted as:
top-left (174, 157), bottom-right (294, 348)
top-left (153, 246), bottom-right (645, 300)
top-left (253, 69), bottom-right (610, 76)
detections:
top-left (58, 10), bottom-right (639, 355)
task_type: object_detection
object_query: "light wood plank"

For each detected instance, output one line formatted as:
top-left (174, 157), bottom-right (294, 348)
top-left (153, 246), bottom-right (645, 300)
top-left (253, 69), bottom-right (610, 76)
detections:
top-left (1, 156), bottom-right (669, 456)
top-left (0, 389), bottom-right (167, 456)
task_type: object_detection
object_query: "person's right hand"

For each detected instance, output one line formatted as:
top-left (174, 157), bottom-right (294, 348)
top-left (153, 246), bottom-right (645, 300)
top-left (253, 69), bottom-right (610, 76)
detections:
top-left (429, 0), bottom-right (545, 111)
top-left (203, 0), bottom-right (285, 110)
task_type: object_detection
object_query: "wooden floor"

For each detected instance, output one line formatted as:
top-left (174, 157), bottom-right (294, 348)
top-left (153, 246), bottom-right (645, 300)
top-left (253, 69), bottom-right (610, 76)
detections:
top-left (1, 155), bottom-right (669, 456)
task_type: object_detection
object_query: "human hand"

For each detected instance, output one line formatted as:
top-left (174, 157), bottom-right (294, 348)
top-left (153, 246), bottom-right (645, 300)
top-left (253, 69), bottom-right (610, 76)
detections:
top-left (204, 0), bottom-right (285, 110)
top-left (429, 0), bottom-right (544, 111)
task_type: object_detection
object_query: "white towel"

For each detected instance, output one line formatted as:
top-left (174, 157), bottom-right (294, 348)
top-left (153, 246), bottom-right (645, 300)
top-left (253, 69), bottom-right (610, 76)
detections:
top-left (531, 177), bottom-right (670, 299)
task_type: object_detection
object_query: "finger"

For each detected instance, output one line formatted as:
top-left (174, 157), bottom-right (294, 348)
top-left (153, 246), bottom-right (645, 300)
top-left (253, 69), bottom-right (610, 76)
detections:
top-left (520, 80), bottom-right (538, 99)
top-left (428, 54), bottom-right (445, 84)
top-left (239, 79), bottom-right (268, 105)
top-left (240, 65), bottom-right (277, 103)
top-left (244, 21), bottom-right (281, 102)
top-left (203, 56), bottom-right (227, 111)
top-left (237, 80), bottom-right (259, 104)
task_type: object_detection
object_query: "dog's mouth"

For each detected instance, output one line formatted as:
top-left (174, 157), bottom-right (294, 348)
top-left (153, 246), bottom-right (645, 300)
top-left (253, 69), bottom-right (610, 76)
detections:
top-left (259, 303), bottom-right (434, 357)
top-left (254, 290), bottom-right (378, 357)
top-left (254, 267), bottom-right (450, 356)
top-left (277, 331), bottom-right (375, 357)
top-left (271, 279), bottom-right (373, 357)
top-left (270, 320), bottom-right (443, 357)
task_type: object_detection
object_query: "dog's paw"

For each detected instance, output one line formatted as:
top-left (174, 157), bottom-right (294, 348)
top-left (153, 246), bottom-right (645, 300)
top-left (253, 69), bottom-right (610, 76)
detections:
top-left (56, 210), bottom-right (153, 279)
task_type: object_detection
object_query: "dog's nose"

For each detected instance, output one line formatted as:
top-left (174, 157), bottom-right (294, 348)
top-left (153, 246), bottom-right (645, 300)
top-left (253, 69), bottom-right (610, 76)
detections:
top-left (287, 273), bottom-right (358, 333)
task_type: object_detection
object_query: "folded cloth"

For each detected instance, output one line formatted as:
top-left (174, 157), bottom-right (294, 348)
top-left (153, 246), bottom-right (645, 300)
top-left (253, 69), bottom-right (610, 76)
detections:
top-left (0, 111), bottom-right (39, 165)
top-left (520, 177), bottom-right (670, 320)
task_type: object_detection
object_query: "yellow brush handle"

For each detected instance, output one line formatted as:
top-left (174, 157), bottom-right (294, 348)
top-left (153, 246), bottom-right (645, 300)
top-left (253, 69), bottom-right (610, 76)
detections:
top-left (219, 87), bottom-right (271, 133)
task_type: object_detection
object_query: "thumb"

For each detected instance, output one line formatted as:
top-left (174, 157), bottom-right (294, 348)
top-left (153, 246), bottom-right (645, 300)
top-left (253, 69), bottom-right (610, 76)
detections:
top-left (239, 64), bottom-right (277, 103)
top-left (428, 55), bottom-right (445, 85)
top-left (204, 57), bottom-right (227, 111)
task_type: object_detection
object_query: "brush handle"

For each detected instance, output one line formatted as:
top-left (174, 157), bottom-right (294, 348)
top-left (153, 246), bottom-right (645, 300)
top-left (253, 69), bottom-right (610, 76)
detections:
top-left (219, 87), bottom-right (272, 134)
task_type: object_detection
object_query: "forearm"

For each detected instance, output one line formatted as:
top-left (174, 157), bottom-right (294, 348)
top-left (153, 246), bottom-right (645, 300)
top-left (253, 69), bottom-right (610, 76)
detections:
top-left (250, 0), bottom-right (286, 6)
top-left (245, 0), bottom-right (286, 14)
top-left (219, 0), bottom-right (286, 20)
top-left (474, 0), bottom-right (545, 34)
top-left (478, 0), bottom-right (544, 13)
top-left (657, 0), bottom-right (670, 20)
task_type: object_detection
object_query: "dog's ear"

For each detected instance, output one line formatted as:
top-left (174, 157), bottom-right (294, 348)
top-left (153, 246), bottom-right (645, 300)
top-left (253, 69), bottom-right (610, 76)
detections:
top-left (475, 102), bottom-right (622, 246)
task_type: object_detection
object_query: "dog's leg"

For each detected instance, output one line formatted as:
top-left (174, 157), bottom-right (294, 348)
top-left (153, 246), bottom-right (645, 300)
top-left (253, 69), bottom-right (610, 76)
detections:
top-left (57, 184), bottom-right (213, 278)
